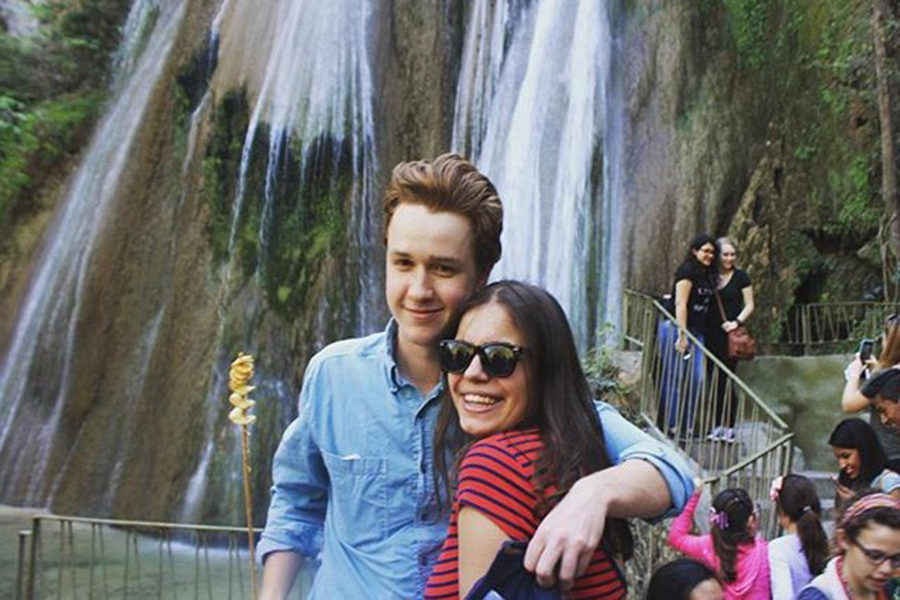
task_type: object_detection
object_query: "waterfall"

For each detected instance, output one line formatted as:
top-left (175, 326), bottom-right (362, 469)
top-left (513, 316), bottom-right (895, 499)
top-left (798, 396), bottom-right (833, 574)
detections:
top-left (222, 0), bottom-right (378, 334)
top-left (0, 0), bottom-right (40, 37)
top-left (453, 0), bottom-right (623, 346)
top-left (0, 0), bottom-right (187, 504)
top-left (0, 0), bottom-right (624, 520)
top-left (178, 0), bottom-right (380, 521)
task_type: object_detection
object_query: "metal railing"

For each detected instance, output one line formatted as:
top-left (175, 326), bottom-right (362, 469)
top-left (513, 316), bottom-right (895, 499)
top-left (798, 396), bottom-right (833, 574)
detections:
top-left (623, 291), bottom-right (792, 486)
top-left (779, 302), bottom-right (900, 353)
top-left (621, 290), bottom-right (793, 593)
top-left (14, 514), bottom-right (315, 599)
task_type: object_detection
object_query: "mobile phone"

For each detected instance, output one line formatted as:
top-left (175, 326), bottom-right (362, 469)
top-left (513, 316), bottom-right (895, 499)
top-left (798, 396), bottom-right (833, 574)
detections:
top-left (859, 338), bottom-right (875, 362)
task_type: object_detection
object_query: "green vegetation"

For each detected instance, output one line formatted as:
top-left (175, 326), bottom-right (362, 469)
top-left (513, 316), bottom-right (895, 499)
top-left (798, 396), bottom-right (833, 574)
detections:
top-left (583, 324), bottom-right (638, 421)
top-left (201, 90), bottom-right (352, 319)
top-left (722, 0), bottom-right (772, 68)
top-left (0, 0), bottom-right (131, 243)
top-left (787, 1), bottom-right (882, 245)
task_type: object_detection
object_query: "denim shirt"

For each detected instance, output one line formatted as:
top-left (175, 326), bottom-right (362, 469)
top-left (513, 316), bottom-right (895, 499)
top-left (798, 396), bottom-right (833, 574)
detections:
top-left (258, 321), bottom-right (694, 599)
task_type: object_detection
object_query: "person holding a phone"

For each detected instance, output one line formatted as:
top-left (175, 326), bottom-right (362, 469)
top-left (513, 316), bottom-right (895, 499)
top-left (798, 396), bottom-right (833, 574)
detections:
top-left (841, 314), bottom-right (900, 473)
top-left (828, 419), bottom-right (900, 513)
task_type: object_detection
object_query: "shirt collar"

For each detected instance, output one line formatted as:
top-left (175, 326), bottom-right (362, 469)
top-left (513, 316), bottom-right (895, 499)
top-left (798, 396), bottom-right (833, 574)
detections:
top-left (383, 319), bottom-right (403, 393)
top-left (383, 319), bottom-right (445, 401)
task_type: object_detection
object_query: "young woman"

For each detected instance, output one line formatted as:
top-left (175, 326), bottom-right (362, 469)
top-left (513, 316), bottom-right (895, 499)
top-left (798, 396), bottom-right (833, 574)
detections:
top-left (706, 237), bottom-right (754, 443)
top-left (842, 313), bottom-right (900, 472)
top-left (798, 492), bottom-right (900, 600)
top-left (667, 483), bottom-right (769, 599)
top-left (828, 419), bottom-right (900, 513)
top-left (425, 281), bottom-right (635, 599)
top-left (658, 233), bottom-right (718, 434)
top-left (647, 558), bottom-right (725, 600)
top-left (768, 474), bottom-right (828, 599)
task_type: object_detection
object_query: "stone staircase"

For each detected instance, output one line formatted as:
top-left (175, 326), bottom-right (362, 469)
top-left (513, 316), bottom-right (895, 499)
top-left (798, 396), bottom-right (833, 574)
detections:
top-left (797, 470), bottom-right (839, 536)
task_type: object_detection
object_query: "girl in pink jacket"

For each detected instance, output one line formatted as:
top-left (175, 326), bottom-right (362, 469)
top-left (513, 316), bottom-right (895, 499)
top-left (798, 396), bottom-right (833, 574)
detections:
top-left (668, 484), bottom-right (770, 599)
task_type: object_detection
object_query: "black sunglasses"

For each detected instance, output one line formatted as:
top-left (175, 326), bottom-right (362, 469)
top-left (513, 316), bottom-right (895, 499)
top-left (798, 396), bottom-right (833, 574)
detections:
top-left (438, 340), bottom-right (525, 378)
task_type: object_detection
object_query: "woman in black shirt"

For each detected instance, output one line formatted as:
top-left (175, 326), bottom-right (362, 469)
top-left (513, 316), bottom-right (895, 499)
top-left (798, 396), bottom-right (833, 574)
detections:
top-left (707, 237), bottom-right (754, 443)
top-left (658, 233), bottom-right (717, 434)
top-left (673, 234), bottom-right (718, 354)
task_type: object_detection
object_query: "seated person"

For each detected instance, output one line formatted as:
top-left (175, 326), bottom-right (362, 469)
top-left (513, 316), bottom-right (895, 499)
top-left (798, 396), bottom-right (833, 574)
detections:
top-left (798, 492), bottom-right (900, 599)
top-left (828, 419), bottom-right (900, 513)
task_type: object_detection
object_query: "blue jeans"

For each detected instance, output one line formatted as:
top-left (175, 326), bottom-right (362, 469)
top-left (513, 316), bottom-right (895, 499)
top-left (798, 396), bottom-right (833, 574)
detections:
top-left (657, 320), bottom-right (705, 433)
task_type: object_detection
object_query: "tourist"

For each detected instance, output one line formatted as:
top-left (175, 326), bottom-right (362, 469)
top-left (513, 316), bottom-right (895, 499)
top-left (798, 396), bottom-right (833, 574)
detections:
top-left (768, 474), bottom-right (828, 599)
top-left (842, 313), bottom-right (900, 472)
top-left (646, 558), bottom-right (725, 600)
top-left (426, 281), bottom-right (643, 598)
top-left (798, 492), bottom-right (900, 599)
top-left (864, 367), bottom-right (900, 435)
top-left (658, 233), bottom-right (717, 435)
top-left (257, 154), bottom-right (694, 599)
top-left (706, 237), bottom-right (754, 444)
top-left (829, 418), bottom-right (900, 513)
top-left (667, 482), bottom-right (770, 599)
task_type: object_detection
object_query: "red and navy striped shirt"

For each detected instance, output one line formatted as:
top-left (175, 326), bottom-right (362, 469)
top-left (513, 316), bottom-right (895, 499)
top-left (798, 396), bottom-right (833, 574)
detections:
top-left (425, 429), bottom-right (626, 599)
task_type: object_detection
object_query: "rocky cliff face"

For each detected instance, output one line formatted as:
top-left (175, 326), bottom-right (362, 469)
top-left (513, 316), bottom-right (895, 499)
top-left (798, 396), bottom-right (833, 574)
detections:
top-left (621, 0), bottom-right (893, 343)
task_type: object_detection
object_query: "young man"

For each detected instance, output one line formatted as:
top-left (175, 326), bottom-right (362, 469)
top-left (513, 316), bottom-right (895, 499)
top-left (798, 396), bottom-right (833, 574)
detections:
top-left (258, 154), bottom-right (694, 599)
top-left (862, 368), bottom-right (900, 431)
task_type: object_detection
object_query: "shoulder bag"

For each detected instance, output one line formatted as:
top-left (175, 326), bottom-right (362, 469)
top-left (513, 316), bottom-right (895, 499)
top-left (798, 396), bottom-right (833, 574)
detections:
top-left (714, 288), bottom-right (756, 361)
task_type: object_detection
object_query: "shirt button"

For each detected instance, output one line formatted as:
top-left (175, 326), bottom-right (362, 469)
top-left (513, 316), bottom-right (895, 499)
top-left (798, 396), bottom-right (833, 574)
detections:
top-left (419, 461), bottom-right (426, 474)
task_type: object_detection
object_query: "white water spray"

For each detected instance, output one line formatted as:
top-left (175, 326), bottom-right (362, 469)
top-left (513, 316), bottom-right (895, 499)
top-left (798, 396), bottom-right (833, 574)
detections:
top-left (453, 0), bottom-right (623, 346)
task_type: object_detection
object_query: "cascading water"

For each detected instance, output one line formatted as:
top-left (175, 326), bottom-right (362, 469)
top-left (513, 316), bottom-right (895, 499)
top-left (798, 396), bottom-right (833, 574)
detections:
top-left (0, 0), bottom-right (623, 522)
top-left (0, 0), bottom-right (187, 506)
top-left (453, 0), bottom-right (623, 346)
top-left (0, 0), bottom-right (40, 37)
top-left (220, 0), bottom-right (378, 334)
top-left (178, 0), bottom-right (380, 521)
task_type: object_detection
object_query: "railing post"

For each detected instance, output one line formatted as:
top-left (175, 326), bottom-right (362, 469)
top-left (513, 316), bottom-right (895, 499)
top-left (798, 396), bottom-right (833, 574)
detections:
top-left (802, 305), bottom-right (811, 354)
top-left (26, 517), bottom-right (40, 600)
top-left (16, 529), bottom-right (31, 600)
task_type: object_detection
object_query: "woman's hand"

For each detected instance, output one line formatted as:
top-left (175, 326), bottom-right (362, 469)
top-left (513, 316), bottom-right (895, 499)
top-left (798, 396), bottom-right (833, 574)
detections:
top-left (722, 320), bottom-right (739, 333)
top-left (844, 355), bottom-right (865, 382)
top-left (675, 334), bottom-right (688, 354)
top-left (835, 481), bottom-right (854, 503)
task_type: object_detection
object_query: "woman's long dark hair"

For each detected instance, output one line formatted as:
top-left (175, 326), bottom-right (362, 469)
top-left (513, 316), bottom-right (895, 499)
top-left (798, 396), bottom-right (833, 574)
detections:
top-left (828, 418), bottom-right (888, 489)
top-left (709, 488), bottom-right (755, 582)
top-left (774, 474), bottom-right (827, 575)
top-left (433, 280), bottom-right (633, 560)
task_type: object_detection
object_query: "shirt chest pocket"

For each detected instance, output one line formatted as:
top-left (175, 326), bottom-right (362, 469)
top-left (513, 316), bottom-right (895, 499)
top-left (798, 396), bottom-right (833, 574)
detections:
top-left (321, 451), bottom-right (389, 546)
